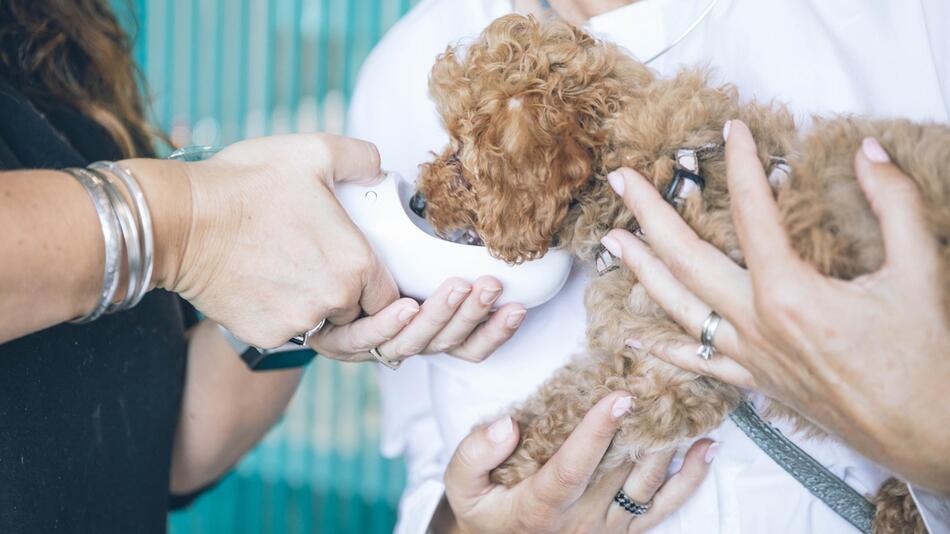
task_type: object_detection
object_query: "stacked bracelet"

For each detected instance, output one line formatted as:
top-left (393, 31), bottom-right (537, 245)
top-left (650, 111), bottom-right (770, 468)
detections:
top-left (89, 161), bottom-right (155, 309)
top-left (66, 161), bottom-right (155, 323)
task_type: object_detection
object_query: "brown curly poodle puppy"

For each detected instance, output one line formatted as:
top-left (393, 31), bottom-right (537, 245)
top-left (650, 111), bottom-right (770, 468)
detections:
top-left (416, 14), bottom-right (946, 533)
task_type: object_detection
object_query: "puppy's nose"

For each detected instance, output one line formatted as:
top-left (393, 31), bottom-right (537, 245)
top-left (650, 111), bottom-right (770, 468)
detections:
top-left (409, 191), bottom-right (427, 218)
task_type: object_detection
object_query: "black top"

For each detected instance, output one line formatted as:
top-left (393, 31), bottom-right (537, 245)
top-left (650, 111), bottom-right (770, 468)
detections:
top-left (0, 81), bottom-right (198, 533)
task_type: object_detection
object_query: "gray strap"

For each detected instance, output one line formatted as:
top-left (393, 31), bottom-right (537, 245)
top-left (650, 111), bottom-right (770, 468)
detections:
top-left (729, 401), bottom-right (875, 533)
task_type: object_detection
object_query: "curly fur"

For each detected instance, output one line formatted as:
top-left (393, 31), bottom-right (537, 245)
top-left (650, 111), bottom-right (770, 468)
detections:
top-left (419, 14), bottom-right (947, 531)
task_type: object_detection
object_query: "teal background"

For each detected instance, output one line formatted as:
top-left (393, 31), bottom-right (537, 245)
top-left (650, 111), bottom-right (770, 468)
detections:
top-left (115, 1), bottom-right (420, 532)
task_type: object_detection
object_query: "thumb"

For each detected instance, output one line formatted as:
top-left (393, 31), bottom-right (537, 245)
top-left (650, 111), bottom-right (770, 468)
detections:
top-left (444, 416), bottom-right (520, 507)
top-left (359, 255), bottom-right (400, 316)
top-left (853, 137), bottom-right (939, 279)
top-left (317, 134), bottom-right (382, 185)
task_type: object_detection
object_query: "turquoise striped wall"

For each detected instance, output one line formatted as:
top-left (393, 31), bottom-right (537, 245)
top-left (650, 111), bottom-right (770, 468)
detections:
top-left (116, 1), bottom-right (419, 532)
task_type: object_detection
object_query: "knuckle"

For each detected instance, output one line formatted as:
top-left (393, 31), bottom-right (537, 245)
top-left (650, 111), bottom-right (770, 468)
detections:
top-left (880, 176), bottom-right (920, 203)
top-left (517, 502), bottom-right (555, 532)
top-left (306, 136), bottom-right (333, 165)
top-left (590, 417), bottom-right (620, 440)
top-left (756, 286), bottom-right (802, 321)
top-left (551, 462), bottom-right (588, 489)
top-left (348, 245), bottom-right (376, 274)
top-left (667, 241), bottom-right (701, 279)
top-left (323, 288), bottom-right (353, 312)
top-left (428, 339), bottom-right (456, 353)
top-left (441, 276), bottom-right (468, 292)
top-left (449, 347), bottom-right (484, 363)
top-left (364, 141), bottom-right (381, 172)
top-left (392, 339), bottom-right (426, 358)
top-left (637, 467), bottom-right (668, 494)
top-left (695, 358), bottom-right (717, 378)
top-left (451, 442), bottom-right (479, 472)
top-left (670, 300), bottom-right (694, 326)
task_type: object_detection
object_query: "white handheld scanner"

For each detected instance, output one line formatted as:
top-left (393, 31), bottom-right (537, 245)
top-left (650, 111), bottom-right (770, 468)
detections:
top-left (335, 174), bottom-right (573, 308)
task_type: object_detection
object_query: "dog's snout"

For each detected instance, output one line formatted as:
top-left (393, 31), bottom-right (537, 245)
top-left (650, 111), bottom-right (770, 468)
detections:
top-left (410, 191), bottom-right (427, 218)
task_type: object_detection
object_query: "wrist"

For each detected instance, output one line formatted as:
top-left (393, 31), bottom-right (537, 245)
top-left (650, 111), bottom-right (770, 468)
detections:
top-left (120, 158), bottom-right (193, 291)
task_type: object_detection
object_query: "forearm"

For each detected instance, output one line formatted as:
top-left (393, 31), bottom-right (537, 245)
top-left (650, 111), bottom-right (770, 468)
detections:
top-left (0, 169), bottom-right (105, 340)
top-left (0, 160), bottom-right (190, 343)
top-left (170, 318), bottom-right (304, 493)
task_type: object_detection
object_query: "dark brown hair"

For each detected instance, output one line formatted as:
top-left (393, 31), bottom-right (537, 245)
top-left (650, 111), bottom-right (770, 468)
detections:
top-left (0, 0), bottom-right (155, 157)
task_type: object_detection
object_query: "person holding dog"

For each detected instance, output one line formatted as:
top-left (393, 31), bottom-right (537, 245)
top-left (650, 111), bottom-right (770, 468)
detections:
top-left (350, 0), bottom-right (950, 532)
top-left (0, 2), bottom-right (523, 532)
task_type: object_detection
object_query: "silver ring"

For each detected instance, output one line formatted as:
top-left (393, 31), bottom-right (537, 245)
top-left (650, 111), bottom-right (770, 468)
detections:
top-left (697, 311), bottom-right (722, 360)
top-left (614, 489), bottom-right (651, 516)
top-left (290, 318), bottom-right (326, 346)
top-left (369, 346), bottom-right (401, 370)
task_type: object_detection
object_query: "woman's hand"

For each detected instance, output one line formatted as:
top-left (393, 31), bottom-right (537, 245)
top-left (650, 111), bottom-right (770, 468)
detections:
top-left (309, 276), bottom-right (527, 364)
top-left (433, 391), bottom-right (717, 534)
top-left (601, 120), bottom-right (950, 492)
top-left (130, 133), bottom-right (400, 349)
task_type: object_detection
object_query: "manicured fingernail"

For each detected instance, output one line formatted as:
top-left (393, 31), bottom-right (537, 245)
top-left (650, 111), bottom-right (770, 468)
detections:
top-left (601, 236), bottom-right (622, 259)
top-left (397, 306), bottom-right (420, 322)
top-left (488, 416), bottom-right (513, 443)
top-left (625, 338), bottom-right (643, 350)
top-left (480, 287), bottom-right (501, 305)
top-left (611, 395), bottom-right (633, 419)
top-left (862, 137), bottom-right (890, 163)
top-left (705, 442), bottom-right (720, 463)
top-left (607, 171), bottom-right (625, 196)
top-left (447, 286), bottom-right (471, 306)
top-left (506, 309), bottom-right (527, 328)
top-left (722, 120), bottom-right (732, 142)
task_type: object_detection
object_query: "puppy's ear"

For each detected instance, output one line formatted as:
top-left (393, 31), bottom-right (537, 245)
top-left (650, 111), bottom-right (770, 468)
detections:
top-left (429, 47), bottom-right (471, 138)
top-left (473, 101), bottom-right (592, 263)
top-left (417, 147), bottom-right (477, 236)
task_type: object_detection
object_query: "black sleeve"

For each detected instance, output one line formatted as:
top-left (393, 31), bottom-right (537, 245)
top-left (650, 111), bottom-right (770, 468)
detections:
top-left (179, 297), bottom-right (201, 330)
top-left (168, 478), bottom-right (224, 511)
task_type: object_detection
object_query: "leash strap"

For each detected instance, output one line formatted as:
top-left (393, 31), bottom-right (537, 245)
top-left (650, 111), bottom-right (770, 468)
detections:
top-left (728, 401), bottom-right (875, 533)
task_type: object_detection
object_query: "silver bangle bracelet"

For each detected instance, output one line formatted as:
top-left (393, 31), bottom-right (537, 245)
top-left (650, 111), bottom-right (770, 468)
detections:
top-left (66, 168), bottom-right (123, 323)
top-left (89, 161), bottom-right (154, 309)
top-left (87, 167), bottom-right (142, 313)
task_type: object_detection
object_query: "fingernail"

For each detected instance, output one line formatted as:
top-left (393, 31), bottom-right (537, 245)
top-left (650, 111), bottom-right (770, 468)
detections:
top-left (480, 287), bottom-right (501, 305)
top-left (611, 395), bottom-right (633, 419)
top-left (505, 309), bottom-right (527, 329)
top-left (447, 286), bottom-right (471, 307)
top-left (607, 171), bottom-right (625, 196)
top-left (488, 416), bottom-right (513, 444)
top-left (705, 442), bottom-right (720, 464)
top-left (862, 137), bottom-right (890, 163)
top-left (600, 236), bottom-right (622, 259)
top-left (722, 120), bottom-right (732, 142)
top-left (397, 306), bottom-right (420, 322)
top-left (625, 338), bottom-right (643, 350)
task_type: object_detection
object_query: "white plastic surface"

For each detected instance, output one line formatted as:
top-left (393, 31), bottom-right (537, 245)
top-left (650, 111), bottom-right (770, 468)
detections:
top-left (335, 174), bottom-right (573, 308)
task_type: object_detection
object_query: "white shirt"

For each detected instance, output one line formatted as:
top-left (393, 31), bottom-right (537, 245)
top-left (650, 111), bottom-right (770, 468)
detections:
top-left (347, 1), bottom-right (950, 532)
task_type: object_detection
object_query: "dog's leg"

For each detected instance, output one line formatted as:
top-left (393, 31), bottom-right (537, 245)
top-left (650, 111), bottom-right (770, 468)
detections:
top-left (489, 350), bottom-right (626, 486)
